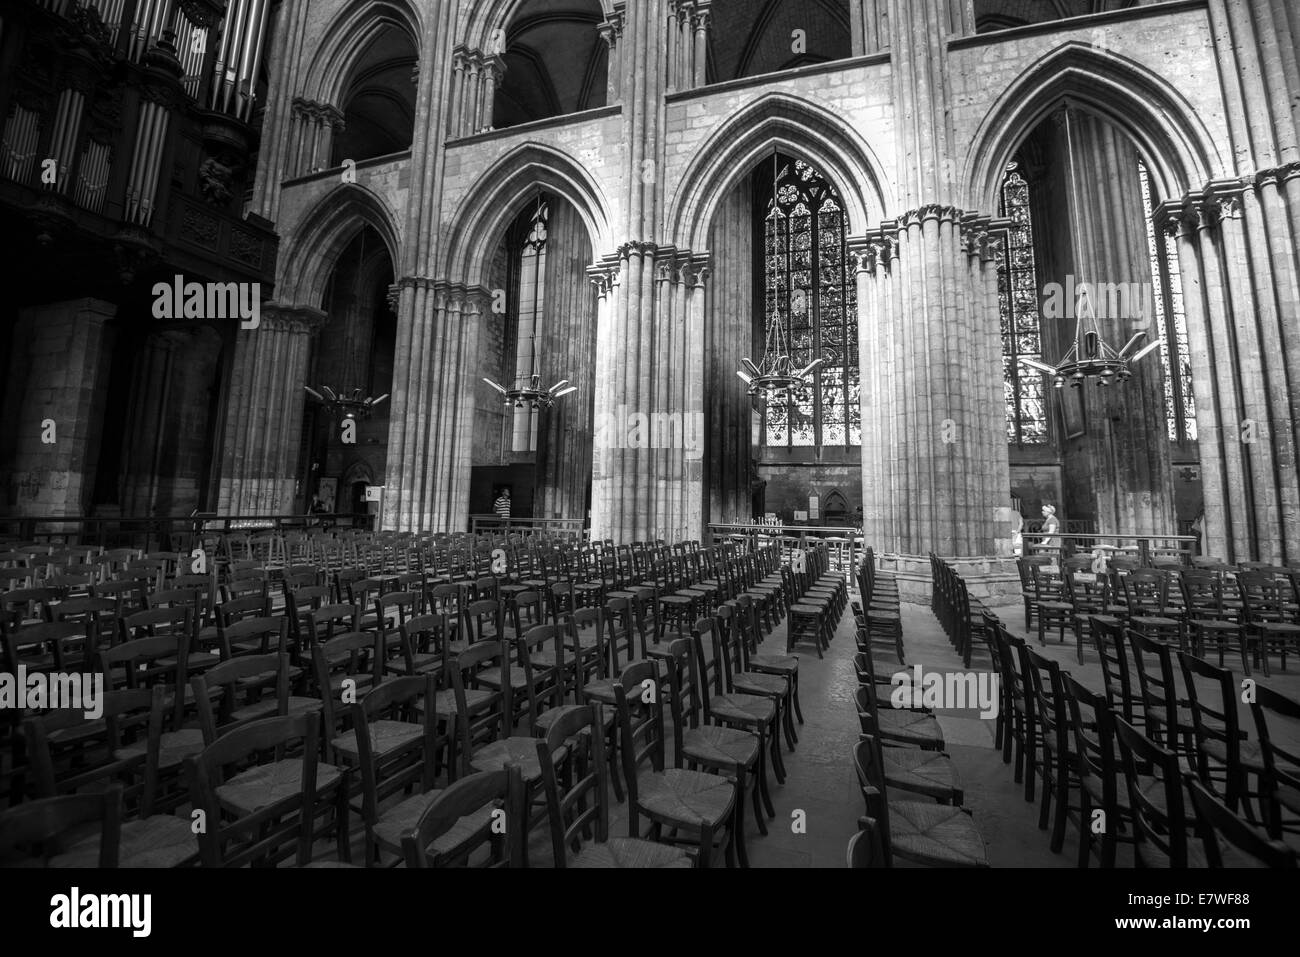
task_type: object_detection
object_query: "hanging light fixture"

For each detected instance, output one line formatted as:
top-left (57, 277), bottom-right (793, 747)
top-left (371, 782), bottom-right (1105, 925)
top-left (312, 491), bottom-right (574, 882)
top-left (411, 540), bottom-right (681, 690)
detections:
top-left (482, 195), bottom-right (577, 410)
top-left (737, 153), bottom-right (829, 402)
top-left (304, 228), bottom-right (391, 419)
top-left (1019, 103), bottom-right (1162, 390)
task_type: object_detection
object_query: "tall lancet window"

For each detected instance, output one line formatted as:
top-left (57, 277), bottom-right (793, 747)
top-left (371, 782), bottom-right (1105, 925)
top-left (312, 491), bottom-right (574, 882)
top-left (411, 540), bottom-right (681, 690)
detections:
top-left (760, 156), bottom-right (860, 448)
top-left (998, 162), bottom-right (1048, 445)
top-left (1137, 159), bottom-right (1196, 442)
top-left (511, 198), bottom-right (549, 452)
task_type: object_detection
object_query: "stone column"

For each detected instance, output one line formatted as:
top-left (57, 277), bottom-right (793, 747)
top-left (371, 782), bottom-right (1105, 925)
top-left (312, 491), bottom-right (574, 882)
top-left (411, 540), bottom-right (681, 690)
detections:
top-left (382, 280), bottom-right (486, 532)
top-left (449, 47), bottom-right (467, 139)
top-left (860, 0), bottom-right (1007, 558)
top-left (705, 181), bottom-right (754, 525)
top-left (588, 0), bottom-right (680, 543)
top-left (480, 54), bottom-right (503, 133)
top-left (692, 4), bottom-right (710, 88)
top-left (598, 13), bottom-right (623, 102)
top-left (535, 202), bottom-right (597, 521)
top-left (217, 304), bottom-right (325, 513)
top-left (1163, 203), bottom-right (1239, 560)
top-left (119, 332), bottom-right (177, 516)
top-left (0, 299), bottom-right (115, 517)
top-left (1047, 110), bottom-right (1175, 537)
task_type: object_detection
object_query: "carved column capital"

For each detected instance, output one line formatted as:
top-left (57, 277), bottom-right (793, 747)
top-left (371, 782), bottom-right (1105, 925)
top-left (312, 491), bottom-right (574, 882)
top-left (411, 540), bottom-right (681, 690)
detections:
top-left (261, 303), bottom-right (327, 335)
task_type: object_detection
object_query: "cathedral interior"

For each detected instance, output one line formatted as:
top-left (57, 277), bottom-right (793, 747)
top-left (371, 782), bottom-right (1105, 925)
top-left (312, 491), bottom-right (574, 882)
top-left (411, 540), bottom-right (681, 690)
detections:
top-left (1, 0), bottom-right (1299, 876)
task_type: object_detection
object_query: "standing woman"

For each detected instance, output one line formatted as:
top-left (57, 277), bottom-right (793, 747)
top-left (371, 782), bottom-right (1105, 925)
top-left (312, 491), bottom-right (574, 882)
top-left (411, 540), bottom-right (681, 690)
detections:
top-left (1039, 504), bottom-right (1060, 553)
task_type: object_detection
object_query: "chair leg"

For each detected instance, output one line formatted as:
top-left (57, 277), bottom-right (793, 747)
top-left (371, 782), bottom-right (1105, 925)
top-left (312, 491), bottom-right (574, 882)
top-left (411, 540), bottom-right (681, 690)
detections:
top-left (791, 673), bottom-right (804, 724)
top-left (758, 747), bottom-right (776, 819)
top-left (1037, 752), bottom-right (1052, 830)
top-left (1050, 771), bottom-right (1069, 853)
top-left (1077, 795), bottom-right (1092, 869)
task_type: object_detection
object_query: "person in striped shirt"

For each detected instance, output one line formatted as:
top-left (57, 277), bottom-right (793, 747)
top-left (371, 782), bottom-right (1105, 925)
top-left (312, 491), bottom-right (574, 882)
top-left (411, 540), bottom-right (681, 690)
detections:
top-left (493, 488), bottom-right (511, 519)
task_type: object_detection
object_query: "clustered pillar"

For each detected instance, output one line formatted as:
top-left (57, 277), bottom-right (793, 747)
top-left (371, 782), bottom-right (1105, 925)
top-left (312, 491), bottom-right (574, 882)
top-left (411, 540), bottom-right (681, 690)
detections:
top-left (382, 281), bottom-right (487, 532)
top-left (535, 201), bottom-right (598, 521)
top-left (1047, 111), bottom-right (1176, 537)
top-left (856, 209), bottom-right (1007, 557)
top-left (449, 46), bottom-right (503, 138)
top-left (287, 98), bottom-right (344, 176)
top-left (217, 305), bottom-right (324, 513)
top-left (705, 182), bottom-right (754, 526)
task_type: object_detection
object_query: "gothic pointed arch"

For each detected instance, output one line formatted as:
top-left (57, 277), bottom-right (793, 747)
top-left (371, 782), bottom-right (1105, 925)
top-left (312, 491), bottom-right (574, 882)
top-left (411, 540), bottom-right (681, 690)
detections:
top-left (276, 184), bottom-right (403, 307)
top-left (302, 0), bottom-right (422, 107)
top-left (668, 92), bottom-right (892, 251)
top-left (962, 41), bottom-right (1225, 214)
top-left (440, 143), bottom-right (612, 286)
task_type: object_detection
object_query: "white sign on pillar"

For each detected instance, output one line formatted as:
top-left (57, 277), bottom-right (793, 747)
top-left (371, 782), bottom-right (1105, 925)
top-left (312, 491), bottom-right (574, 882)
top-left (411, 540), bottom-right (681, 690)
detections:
top-left (808, 495), bottom-right (820, 519)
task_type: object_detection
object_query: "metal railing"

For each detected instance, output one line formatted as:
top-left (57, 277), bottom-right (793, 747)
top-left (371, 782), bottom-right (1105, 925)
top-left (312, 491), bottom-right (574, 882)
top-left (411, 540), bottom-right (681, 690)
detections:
top-left (707, 523), bottom-right (862, 580)
top-left (469, 516), bottom-right (587, 539)
top-left (1020, 531), bottom-right (1199, 564)
top-left (0, 513), bottom-right (374, 552)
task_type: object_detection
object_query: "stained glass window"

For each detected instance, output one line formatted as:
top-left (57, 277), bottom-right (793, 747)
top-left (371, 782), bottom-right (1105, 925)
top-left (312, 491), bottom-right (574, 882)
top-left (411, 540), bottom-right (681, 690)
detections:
top-left (998, 162), bottom-right (1048, 445)
top-left (511, 199), bottom-right (548, 453)
top-left (760, 156), bottom-right (859, 448)
top-left (1137, 159), bottom-right (1196, 442)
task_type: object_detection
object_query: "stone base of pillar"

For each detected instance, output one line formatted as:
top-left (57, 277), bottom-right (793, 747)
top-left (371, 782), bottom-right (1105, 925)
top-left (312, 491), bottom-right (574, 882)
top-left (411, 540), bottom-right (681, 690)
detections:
top-left (876, 553), bottom-right (1022, 605)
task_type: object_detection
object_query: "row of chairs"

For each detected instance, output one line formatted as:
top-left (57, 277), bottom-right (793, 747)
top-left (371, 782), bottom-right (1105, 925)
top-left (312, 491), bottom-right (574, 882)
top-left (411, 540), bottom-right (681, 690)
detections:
top-left (1018, 555), bottom-right (1300, 674)
top-left (979, 596), bottom-right (1298, 867)
top-left (1, 539), bottom-right (831, 866)
top-left (849, 554), bottom-right (990, 867)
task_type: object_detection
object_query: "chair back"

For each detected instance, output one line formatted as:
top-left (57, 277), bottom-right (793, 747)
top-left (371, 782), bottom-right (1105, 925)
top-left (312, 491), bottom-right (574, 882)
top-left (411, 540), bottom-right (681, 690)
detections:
top-left (1114, 717), bottom-right (1189, 867)
top-left (401, 766), bottom-right (525, 868)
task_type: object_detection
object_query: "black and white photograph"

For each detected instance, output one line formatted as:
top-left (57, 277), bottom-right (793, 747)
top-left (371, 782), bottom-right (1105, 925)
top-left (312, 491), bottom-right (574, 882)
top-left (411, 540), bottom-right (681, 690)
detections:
top-left (0, 0), bottom-right (1295, 936)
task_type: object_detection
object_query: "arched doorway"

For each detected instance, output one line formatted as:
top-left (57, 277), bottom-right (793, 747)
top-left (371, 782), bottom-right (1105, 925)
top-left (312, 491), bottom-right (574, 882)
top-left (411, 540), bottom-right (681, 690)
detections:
top-left (470, 190), bottom-right (598, 525)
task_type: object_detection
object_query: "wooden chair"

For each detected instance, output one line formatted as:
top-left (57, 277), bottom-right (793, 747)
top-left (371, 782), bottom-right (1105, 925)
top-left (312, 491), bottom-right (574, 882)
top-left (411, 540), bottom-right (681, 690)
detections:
top-left (1128, 629), bottom-right (1197, 760)
top-left (389, 612), bottom-right (449, 678)
top-left (1239, 571), bottom-right (1300, 676)
top-left (537, 702), bottom-right (690, 868)
top-left (192, 651), bottom-right (321, 739)
top-left (613, 658), bottom-right (739, 867)
top-left (1123, 569), bottom-right (1184, 648)
top-left (733, 592), bottom-right (803, 726)
top-left (853, 736), bottom-right (987, 867)
top-left (659, 635), bottom-right (768, 863)
top-left (1187, 778), bottom-right (1296, 868)
top-left (1024, 646), bottom-right (1082, 853)
top-left (0, 787), bottom-right (123, 867)
top-left (312, 630), bottom-right (383, 757)
top-left (692, 616), bottom-right (786, 783)
top-left (1180, 571), bottom-right (1249, 672)
top-left (1113, 717), bottom-right (1198, 867)
top-left (344, 673), bottom-right (442, 865)
top-left (434, 638), bottom-right (511, 778)
top-left (853, 654), bottom-right (946, 752)
top-left (1178, 651), bottom-right (1260, 818)
top-left (401, 765), bottom-right (526, 868)
top-left (1032, 564), bottom-right (1073, 648)
top-left (1063, 674), bottom-right (1134, 868)
top-left (1247, 683), bottom-right (1300, 841)
top-left (24, 686), bottom-right (198, 866)
top-left (187, 712), bottom-right (350, 866)
top-left (846, 821), bottom-right (886, 868)
top-left (1091, 615), bottom-right (1143, 733)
